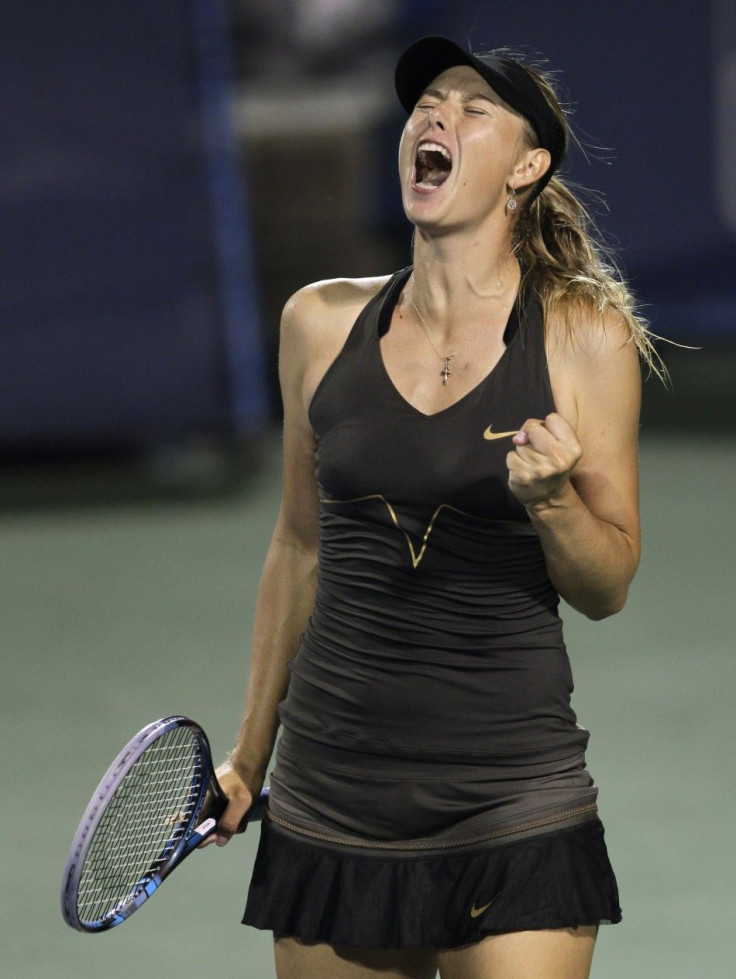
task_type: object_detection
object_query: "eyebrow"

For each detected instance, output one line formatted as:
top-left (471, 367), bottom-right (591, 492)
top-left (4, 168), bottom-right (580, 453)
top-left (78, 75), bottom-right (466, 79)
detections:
top-left (420, 86), bottom-right (497, 105)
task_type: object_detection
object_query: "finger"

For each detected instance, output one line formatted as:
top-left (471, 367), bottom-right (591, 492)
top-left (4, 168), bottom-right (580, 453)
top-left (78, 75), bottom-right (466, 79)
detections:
top-left (195, 801), bottom-right (240, 848)
top-left (515, 416), bottom-right (580, 469)
top-left (509, 440), bottom-right (545, 466)
top-left (219, 788), bottom-right (256, 839)
top-left (201, 820), bottom-right (235, 849)
top-left (213, 822), bottom-right (243, 846)
top-left (505, 448), bottom-right (540, 481)
top-left (196, 816), bottom-right (231, 850)
top-left (513, 417), bottom-right (542, 444)
top-left (507, 440), bottom-right (552, 482)
top-left (507, 434), bottom-right (564, 480)
top-left (513, 418), bottom-right (558, 454)
top-left (519, 418), bottom-right (559, 454)
top-left (540, 411), bottom-right (577, 445)
top-left (198, 793), bottom-right (252, 848)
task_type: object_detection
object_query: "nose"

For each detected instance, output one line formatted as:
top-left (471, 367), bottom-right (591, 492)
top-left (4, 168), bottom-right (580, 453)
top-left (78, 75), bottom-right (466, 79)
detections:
top-left (427, 106), bottom-right (446, 131)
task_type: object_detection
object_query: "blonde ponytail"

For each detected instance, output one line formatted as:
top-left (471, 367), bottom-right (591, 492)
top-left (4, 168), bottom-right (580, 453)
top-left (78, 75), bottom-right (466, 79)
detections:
top-left (510, 62), bottom-right (667, 380)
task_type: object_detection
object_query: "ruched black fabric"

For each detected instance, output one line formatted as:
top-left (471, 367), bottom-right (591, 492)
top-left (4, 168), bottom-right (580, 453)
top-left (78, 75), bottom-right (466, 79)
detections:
top-left (279, 266), bottom-right (588, 767)
top-left (268, 730), bottom-right (596, 845)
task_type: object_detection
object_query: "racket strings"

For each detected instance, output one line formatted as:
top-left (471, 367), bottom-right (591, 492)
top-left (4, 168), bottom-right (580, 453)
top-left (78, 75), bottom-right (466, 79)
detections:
top-left (76, 727), bottom-right (205, 925)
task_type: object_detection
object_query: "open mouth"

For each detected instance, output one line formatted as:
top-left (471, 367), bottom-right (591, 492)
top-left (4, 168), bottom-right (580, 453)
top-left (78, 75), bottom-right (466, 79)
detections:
top-left (414, 141), bottom-right (452, 190)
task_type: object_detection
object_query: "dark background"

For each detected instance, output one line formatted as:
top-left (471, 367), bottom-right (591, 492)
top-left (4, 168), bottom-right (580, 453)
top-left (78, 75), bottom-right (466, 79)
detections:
top-left (1, 0), bottom-right (733, 481)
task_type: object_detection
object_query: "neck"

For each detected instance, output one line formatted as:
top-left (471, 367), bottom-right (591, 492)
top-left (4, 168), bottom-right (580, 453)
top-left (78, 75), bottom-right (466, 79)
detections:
top-left (409, 228), bottom-right (520, 334)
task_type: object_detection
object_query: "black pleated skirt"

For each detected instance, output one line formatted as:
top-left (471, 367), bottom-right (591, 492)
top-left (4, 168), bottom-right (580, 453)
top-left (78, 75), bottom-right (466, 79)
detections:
top-left (242, 813), bottom-right (621, 948)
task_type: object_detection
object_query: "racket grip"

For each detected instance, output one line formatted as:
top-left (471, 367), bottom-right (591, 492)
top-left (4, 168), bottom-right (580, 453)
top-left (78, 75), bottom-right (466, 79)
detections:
top-left (207, 781), bottom-right (270, 833)
top-left (238, 786), bottom-right (270, 830)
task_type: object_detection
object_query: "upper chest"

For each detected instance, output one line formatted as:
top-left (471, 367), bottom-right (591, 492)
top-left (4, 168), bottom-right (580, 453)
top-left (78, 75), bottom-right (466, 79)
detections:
top-left (378, 303), bottom-right (514, 418)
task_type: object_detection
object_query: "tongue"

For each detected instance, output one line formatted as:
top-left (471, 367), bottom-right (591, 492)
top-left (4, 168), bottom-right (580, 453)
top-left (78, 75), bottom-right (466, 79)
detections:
top-left (416, 150), bottom-right (450, 188)
top-left (421, 169), bottom-right (448, 188)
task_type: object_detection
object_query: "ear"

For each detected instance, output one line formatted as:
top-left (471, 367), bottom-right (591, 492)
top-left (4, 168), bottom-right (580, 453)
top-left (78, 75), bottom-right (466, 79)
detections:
top-left (508, 147), bottom-right (551, 193)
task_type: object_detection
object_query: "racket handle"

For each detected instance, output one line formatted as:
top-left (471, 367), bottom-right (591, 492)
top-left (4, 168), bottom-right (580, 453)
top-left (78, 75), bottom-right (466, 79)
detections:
top-left (212, 784), bottom-right (269, 834)
top-left (207, 764), bottom-right (270, 832)
top-left (239, 786), bottom-right (269, 830)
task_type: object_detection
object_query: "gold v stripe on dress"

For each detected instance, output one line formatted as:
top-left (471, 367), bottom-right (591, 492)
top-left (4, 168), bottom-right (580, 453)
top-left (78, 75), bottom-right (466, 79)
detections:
top-left (321, 495), bottom-right (490, 570)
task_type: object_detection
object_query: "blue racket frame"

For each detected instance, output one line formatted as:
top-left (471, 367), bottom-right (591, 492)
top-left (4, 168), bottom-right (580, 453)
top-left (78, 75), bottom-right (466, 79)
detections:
top-left (61, 715), bottom-right (269, 933)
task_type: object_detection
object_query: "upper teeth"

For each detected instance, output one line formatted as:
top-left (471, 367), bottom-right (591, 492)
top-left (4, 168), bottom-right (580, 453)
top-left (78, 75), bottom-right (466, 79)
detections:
top-left (418, 141), bottom-right (450, 161)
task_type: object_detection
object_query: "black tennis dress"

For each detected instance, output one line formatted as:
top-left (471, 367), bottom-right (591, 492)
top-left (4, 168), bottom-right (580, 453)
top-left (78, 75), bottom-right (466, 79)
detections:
top-left (243, 267), bottom-right (621, 947)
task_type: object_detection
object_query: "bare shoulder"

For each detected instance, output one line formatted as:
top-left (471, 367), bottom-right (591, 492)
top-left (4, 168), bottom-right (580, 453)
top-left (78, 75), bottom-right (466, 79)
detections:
top-left (283, 275), bottom-right (392, 338)
top-left (546, 301), bottom-right (639, 366)
top-left (546, 301), bottom-right (641, 436)
top-left (280, 275), bottom-right (393, 411)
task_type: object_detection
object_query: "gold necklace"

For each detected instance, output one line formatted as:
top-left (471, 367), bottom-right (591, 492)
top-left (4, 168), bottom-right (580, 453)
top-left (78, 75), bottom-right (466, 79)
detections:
top-left (410, 299), bottom-right (493, 385)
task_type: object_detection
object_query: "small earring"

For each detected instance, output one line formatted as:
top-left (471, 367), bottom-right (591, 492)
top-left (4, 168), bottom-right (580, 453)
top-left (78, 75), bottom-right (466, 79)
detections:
top-left (506, 188), bottom-right (518, 211)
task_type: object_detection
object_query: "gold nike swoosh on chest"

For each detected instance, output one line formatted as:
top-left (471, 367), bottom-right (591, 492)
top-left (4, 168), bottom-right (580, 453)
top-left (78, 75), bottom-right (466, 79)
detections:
top-left (483, 426), bottom-right (518, 441)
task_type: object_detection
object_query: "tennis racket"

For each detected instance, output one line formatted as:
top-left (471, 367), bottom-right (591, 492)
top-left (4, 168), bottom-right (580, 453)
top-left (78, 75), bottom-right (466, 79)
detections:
top-left (60, 715), bottom-right (269, 933)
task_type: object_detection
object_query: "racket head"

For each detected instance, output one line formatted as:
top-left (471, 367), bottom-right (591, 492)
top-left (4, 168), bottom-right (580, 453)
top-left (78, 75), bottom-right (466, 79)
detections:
top-left (61, 715), bottom-right (216, 933)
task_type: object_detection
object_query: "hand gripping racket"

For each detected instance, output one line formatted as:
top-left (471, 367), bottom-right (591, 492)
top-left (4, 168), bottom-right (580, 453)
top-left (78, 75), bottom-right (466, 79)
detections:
top-left (60, 715), bottom-right (269, 933)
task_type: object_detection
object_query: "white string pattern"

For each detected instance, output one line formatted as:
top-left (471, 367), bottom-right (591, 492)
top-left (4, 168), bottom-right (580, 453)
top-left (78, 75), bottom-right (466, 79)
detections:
top-left (76, 727), bottom-right (203, 926)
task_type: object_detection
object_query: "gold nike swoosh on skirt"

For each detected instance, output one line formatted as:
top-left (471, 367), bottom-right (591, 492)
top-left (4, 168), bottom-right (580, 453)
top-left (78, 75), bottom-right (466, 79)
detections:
top-left (483, 426), bottom-right (518, 441)
top-left (470, 896), bottom-right (498, 918)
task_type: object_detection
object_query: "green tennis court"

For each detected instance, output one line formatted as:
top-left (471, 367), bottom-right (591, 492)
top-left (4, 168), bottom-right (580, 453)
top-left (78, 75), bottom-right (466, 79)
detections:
top-left (0, 421), bottom-right (734, 978)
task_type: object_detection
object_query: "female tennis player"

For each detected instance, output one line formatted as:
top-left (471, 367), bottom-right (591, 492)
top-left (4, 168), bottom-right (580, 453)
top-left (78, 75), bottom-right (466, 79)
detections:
top-left (211, 35), bottom-right (657, 979)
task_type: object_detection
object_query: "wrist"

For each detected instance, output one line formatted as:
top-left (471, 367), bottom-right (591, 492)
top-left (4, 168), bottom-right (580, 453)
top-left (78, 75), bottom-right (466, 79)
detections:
top-left (524, 480), bottom-right (578, 518)
top-left (227, 745), bottom-right (272, 783)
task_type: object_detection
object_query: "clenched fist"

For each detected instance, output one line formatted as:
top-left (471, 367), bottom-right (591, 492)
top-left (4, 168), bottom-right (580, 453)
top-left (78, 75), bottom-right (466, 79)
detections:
top-left (506, 412), bottom-right (582, 509)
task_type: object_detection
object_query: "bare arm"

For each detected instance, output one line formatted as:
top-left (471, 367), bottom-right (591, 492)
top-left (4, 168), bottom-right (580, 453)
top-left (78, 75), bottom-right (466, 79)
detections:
top-left (211, 291), bottom-right (321, 842)
top-left (507, 309), bottom-right (642, 620)
top-left (210, 276), bottom-right (388, 844)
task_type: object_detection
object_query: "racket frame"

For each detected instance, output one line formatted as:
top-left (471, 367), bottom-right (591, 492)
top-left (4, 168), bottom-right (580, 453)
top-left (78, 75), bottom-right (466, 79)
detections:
top-left (61, 715), bottom-right (266, 933)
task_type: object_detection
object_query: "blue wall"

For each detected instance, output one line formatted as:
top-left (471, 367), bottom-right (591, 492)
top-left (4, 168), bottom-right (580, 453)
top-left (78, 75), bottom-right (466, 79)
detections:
top-left (1, 1), bottom-right (731, 453)
top-left (0, 0), bottom-right (266, 450)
